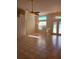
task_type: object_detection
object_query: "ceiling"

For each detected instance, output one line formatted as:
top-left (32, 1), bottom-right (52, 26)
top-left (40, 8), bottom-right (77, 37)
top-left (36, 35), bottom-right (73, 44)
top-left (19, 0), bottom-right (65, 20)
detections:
top-left (17, 0), bottom-right (61, 15)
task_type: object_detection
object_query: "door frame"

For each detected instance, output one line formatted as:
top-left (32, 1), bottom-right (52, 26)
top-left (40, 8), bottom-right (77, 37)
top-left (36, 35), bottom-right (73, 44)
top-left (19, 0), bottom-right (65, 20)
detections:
top-left (51, 19), bottom-right (61, 36)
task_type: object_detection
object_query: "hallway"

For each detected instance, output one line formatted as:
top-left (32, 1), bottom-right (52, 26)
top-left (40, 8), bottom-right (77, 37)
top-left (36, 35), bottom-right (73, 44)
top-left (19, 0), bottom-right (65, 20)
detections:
top-left (17, 34), bottom-right (61, 59)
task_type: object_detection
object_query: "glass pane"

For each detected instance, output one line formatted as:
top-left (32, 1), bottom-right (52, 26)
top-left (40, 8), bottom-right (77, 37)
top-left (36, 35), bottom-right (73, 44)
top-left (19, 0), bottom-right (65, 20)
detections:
top-left (39, 16), bottom-right (47, 21)
top-left (55, 16), bottom-right (61, 19)
top-left (59, 22), bottom-right (61, 33)
top-left (53, 22), bottom-right (57, 33)
top-left (38, 21), bottom-right (46, 30)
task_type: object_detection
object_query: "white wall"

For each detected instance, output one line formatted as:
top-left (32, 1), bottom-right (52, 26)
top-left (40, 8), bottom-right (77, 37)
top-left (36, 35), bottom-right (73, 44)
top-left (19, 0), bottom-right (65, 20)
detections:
top-left (25, 11), bottom-right (35, 35)
top-left (17, 11), bottom-right (36, 39)
top-left (17, 15), bottom-right (25, 38)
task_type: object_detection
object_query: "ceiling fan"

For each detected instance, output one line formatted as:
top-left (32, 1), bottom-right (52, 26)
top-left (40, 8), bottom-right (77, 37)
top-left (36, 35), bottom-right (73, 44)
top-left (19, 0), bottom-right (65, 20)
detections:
top-left (17, 8), bottom-right (25, 17)
top-left (29, 0), bottom-right (40, 16)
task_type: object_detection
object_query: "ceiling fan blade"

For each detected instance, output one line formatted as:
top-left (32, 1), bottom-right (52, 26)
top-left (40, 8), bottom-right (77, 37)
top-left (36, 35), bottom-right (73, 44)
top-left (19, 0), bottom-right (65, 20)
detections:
top-left (17, 8), bottom-right (25, 17)
top-left (34, 12), bottom-right (40, 13)
top-left (35, 13), bottom-right (39, 16)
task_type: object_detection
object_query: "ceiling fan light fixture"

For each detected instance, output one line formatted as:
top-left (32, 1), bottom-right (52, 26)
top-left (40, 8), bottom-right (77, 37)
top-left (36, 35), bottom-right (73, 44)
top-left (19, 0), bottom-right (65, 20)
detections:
top-left (30, 12), bottom-right (36, 16)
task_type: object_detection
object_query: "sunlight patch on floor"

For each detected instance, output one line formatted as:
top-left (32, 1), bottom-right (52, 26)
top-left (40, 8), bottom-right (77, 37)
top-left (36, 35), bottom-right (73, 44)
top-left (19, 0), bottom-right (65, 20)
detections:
top-left (28, 35), bottom-right (39, 39)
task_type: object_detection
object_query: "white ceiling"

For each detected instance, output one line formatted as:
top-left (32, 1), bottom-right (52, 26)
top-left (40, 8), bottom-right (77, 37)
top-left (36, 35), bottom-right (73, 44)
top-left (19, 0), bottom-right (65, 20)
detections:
top-left (18, 0), bottom-right (61, 15)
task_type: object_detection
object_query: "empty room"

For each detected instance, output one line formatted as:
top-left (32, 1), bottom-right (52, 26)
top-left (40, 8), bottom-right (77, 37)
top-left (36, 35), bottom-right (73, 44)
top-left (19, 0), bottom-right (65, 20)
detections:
top-left (17, 0), bottom-right (61, 59)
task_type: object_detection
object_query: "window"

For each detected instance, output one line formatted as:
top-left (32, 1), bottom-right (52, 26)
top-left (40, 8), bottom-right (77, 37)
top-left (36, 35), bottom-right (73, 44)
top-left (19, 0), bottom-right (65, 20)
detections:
top-left (55, 16), bottom-right (61, 20)
top-left (38, 16), bottom-right (47, 30)
top-left (39, 16), bottom-right (47, 21)
top-left (52, 16), bottom-right (61, 34)
top-left (59, 22), bottom-right (61, 33)
top-left (38, 21), bottom-right (46, 30)
top-left (53, 22), bottom-right (57, 33)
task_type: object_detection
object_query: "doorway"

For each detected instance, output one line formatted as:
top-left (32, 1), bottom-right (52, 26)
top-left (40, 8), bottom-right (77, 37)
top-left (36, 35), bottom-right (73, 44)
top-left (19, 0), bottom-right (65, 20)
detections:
top-left (52, 16), bottom-right (61, 35)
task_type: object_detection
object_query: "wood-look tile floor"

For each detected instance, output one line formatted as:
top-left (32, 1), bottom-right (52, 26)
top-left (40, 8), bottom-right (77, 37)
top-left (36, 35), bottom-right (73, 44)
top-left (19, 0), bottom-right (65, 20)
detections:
top-left (17, 34), bottom-right (61, 59)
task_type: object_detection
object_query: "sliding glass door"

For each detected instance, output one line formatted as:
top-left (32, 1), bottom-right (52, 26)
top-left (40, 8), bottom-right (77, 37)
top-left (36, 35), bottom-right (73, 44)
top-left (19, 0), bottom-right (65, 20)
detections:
top-left (52, 16), bottom-right (61, 35)
top-left (53, 20), bottom-right (57, 34)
